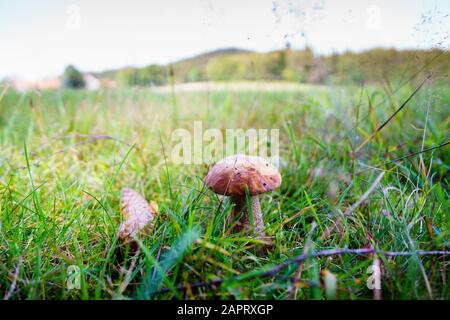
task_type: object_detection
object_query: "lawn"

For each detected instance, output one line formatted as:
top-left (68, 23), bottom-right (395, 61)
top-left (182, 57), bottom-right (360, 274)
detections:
top-left (0, 81), bottom-right (448, 299)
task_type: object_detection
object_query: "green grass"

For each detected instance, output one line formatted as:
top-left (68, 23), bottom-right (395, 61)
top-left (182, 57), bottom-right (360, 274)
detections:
top-left (0, 82), bottom-right (448, 300)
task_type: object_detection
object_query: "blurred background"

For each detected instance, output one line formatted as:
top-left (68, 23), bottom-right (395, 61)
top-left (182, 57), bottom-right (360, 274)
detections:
top-left (1, 0), bottom-right (448, 90)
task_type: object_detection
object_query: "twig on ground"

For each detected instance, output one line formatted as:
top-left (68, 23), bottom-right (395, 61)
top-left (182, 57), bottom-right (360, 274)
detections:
top-left (155, 248), bottom-right (450, 295)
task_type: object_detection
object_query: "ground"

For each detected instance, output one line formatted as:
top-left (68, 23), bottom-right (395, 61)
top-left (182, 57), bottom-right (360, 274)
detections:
top-left (0, 81), bottom-right (448, 299)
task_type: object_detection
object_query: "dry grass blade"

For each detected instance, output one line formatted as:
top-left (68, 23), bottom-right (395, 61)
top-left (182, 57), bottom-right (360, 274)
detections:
top-left (0, 84), bottom-right (9, 103)
top-left (321, 172), bottom-right (385, 241)
top-left (114, 248), bottom-right (141, 298)
top-left (355, 76), bottom-right (430, 153)
top-left (118, 188), bottom-right (158, 244)
top-left (344, 171), bottom-right (385, 215)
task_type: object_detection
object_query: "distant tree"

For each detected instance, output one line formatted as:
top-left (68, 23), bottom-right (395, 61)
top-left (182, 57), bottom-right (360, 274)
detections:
top-left (282, 47), bottom-right (315, 82)
top-left (207, 56), bottom-right (242, 81)
top-left (100, 47), bottom-right (450, 86)
top-left (115, 65), bottom-right (167, 86)
top-left (62, 65), bottom-right (85, 89)
top-left (185, 67), bottom-right (203, 82)
top-left (116, 67), bottom-right (139, 86)
top-left (267, 51), bottom-right (287, 79)
top-left (139, 64), bottom-right (167, 86)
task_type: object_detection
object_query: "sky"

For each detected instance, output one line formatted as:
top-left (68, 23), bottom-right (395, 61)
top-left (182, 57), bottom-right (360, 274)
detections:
top-left (0, 0), bottom-right (448, 80)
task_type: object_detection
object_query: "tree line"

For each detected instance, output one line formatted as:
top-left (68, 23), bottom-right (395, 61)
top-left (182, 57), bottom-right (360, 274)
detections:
top-left (95, 47), bottom-right (450, 86)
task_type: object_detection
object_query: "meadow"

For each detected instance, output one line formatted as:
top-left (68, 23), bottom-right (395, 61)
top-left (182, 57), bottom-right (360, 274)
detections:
top-left (0, 80), bottom-right (448, 299)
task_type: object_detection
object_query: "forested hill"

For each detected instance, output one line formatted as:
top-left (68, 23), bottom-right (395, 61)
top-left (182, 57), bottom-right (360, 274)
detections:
top-left (96, 47), bottom-right (449, 86)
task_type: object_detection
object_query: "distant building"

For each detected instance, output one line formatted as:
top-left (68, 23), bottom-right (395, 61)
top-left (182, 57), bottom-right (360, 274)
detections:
top-left (83, 74), bottom-right (100, 91)
top-left (6, 78), bottom-right (33, 92)
top-left (7, 73), bottom-right (102, 92)
top-left (7, 77), bottom-right (61, 91)
top-left (36, 78), bottom-right (62, 90)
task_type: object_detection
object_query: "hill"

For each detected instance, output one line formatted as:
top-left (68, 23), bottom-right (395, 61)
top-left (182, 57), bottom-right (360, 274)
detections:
top-left (96, 47), bottom-right (449, 86)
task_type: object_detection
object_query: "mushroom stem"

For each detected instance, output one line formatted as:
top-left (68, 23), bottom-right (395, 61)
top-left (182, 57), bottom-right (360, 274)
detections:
top-left (230, 195), bottom-right (266, 237)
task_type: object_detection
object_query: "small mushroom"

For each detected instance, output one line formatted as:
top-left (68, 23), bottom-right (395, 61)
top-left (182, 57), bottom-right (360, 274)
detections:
top-left (205, 154), bottom-right (281, 237)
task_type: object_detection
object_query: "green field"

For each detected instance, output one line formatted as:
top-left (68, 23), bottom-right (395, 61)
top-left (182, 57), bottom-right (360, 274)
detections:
top-left (0, 81), bottom-right (448, 299)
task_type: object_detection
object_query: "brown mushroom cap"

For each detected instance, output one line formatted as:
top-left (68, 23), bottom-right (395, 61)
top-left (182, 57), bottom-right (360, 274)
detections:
top-left (205, 154), bottom-right (282, 196)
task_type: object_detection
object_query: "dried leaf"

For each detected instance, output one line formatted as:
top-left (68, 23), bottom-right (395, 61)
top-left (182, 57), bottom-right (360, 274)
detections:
top-left (118, 188), bottom-right (157, 243)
